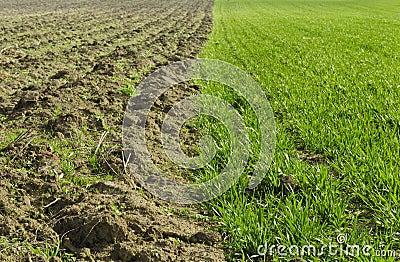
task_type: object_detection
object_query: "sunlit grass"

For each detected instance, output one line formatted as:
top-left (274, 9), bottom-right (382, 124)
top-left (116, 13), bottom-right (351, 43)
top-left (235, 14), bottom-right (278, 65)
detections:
top-left (198, 0), bottom-right (400, 260)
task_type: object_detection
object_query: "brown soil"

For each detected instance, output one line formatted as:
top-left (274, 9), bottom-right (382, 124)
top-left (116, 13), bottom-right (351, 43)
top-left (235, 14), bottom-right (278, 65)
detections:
top-left (0, 0), bottom-right (225, 261)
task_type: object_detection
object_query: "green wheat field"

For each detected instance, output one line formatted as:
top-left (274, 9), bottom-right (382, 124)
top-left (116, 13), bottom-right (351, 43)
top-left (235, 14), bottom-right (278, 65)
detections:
top-left (199, 0), bottom-right (400, 261)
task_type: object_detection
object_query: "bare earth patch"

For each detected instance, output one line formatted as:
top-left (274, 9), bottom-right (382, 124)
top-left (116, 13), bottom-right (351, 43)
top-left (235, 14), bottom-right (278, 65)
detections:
top-left (0, 0), bottom-right (225, 260)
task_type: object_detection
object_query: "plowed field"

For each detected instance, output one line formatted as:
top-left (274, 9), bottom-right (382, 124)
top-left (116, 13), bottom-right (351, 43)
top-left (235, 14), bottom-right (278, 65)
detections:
top-left (0, 0), bottom-right (224, 261)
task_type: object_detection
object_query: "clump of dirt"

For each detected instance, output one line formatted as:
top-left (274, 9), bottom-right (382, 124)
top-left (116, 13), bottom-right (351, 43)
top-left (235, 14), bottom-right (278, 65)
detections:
top-left (145, 83), bottom-right (204, 183)
top-left (0, 0), bottom-right (224, 261)
top-left (49, 189), bottom-right (224, 261)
